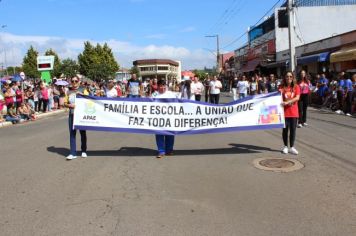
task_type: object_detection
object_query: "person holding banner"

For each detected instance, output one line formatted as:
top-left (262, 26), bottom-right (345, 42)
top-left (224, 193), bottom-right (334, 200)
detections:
top-left (64, 76), bottom-right (88, 160)
top-left (151, 79), bottom-right (177, 158)
top-left (280, 71), bottom-right (301, 155)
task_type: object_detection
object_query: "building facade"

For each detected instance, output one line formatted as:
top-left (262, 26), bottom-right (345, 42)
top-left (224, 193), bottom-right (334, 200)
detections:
top-left (132, 59), bottom-right (181, 82)
top-left (234, 0), bottom-right (356, 76)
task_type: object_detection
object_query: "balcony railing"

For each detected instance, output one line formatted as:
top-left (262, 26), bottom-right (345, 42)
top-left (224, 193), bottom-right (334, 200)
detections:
top-left (296, 0), bottom-right (356, 7)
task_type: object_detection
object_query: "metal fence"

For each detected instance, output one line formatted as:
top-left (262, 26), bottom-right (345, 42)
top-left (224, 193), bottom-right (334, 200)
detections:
top-left (296, 0), bottom-right (356, 6)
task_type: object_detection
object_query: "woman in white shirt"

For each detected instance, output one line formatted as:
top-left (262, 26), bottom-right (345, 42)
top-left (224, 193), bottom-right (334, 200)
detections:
top-left (209, 76), bottom-right (222, 104)
top-left (237, 75), bottom-right (249, 99)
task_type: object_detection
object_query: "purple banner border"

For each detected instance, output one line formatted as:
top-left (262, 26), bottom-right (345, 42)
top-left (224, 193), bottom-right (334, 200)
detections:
top-left (74, 123), bottom-right (284, 136)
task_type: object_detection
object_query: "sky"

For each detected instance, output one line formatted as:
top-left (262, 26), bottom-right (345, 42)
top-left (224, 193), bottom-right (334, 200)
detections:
top-left (0, 0), bottom-right (284, 70)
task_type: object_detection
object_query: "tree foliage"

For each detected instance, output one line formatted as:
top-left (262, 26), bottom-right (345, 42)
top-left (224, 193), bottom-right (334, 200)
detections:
top-left (22, 46), bottom-right (40, 79)
top-left (60, 58), bottom-right (79, 79)
top-left (45, 48), bottom-right (62, 78)
top-left (78, 41), bottom-right (119, 81)
top-left (129, 66), bottom-right (140, 77)
top-left (5, 66), bottom-right (22, 76)
top-left (192, 69), bottom-right (209, 80)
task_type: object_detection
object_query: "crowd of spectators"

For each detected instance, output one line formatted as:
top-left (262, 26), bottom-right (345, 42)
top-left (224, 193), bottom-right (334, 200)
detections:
top-left (1, 71), bottom-right (355, 125)
top-left (226, 71), bottom-right (356, 117)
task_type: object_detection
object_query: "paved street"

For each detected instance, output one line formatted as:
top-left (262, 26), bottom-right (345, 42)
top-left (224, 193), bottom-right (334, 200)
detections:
top-left (0, 95), bottom-right (356, 236)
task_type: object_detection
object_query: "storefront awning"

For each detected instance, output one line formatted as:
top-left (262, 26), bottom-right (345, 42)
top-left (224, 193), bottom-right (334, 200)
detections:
top-left (241, 59), bottom-right (260, 73)
top-left (297, 52), bottom-right (330, 65)
top-left (330, 46), bottom-right (356, 63)
top-left (264, 60), bottom-right (288, 68)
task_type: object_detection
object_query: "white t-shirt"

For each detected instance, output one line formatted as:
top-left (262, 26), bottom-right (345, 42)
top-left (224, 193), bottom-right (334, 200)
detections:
top-left (193, 81), bottom-right (204, 95)
top-left (106, 87), bottom-right (118, 98)
top-left (237, 81), bottom-right (249, 94)
top-left (209, 80), bottom-right (222, 94)
top-left (151, 90), bottom-right (178, 99)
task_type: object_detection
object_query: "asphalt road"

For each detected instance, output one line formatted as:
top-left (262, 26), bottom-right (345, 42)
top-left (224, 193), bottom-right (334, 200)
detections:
top-left (1, 94), bottom-right (355, 236)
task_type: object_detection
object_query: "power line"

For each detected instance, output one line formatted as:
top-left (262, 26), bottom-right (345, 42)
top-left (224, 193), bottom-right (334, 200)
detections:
top-left (218, 0), bottom-right (248, 33)
top-left (213, 0), bottom-right (248, 33)
top-left (208, 0), bottom-right (238, 34)
top-left (221, 0), bottom-right (283, 50)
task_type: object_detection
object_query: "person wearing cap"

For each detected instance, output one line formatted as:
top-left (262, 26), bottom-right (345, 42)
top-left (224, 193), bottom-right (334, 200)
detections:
top-left (64, 76), bottom-right (88, 160)
top-left (151, 79), bottom-right (177, 158)
top-left (106, 80), bottom-right (118, 98)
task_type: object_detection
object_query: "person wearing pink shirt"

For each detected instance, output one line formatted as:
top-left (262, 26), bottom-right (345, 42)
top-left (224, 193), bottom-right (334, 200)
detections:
top-left (192, 76), bottom-right (204, 101)
top-left (39, 82), bottom-right (49, 113)
top-left (297, 70), bottom-right (311, 128)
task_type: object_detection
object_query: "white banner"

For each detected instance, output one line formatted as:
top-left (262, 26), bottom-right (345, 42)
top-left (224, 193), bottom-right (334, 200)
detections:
top-left (73, 92), bottom-right (285, 135)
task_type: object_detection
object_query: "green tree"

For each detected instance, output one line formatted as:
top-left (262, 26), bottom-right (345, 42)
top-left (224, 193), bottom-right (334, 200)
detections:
top-left (78, 41), bottom-right (119, 81)
top-left (45, 48), bottom-right (62, 78)
top-left (22, 46), bottom-right (40, 79)
top-left (192, 69), bottom-right (208, 80)
top-left (6, 66), bottom-right (22, 76)
top-left (129, 66), bottom-right (140, 78)
top-left (60, 58), bottom-right (79, 79)
top-left (102, 43), bottom-right (119, 77)
top-left (78, 41), bottom-right (95, 76)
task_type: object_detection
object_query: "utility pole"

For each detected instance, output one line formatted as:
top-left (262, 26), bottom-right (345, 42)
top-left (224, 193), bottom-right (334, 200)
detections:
top-left (205, 35), bottom-right (220, 73)
top-left (288, 0), bottom-right (296, 73)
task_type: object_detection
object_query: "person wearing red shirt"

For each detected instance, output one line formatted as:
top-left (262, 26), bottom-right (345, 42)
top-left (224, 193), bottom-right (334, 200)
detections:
top-left (280, 71), bottom-right (300, 155)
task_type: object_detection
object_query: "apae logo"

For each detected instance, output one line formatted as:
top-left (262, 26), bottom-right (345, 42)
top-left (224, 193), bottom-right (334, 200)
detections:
top-left (83, 100), bottom-right (97, 120)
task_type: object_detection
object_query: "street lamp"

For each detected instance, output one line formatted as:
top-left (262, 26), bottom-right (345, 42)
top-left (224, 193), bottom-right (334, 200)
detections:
top-left (205, 35), bottom-right (220, 73)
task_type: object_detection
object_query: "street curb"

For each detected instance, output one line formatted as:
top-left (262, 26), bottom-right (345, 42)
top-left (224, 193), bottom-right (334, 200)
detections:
top-left (0, 109), bottom-right (66, 128)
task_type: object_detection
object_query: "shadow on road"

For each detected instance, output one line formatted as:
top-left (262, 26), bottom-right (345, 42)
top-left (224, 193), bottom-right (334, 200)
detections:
top-left (47, 143), bottom-right (279, 158)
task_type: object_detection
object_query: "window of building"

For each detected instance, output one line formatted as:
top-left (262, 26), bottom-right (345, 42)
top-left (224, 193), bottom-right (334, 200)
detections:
top-left (157, 66), bottom-right (169, 71)
top-left (140, 66), bottom-right (155, 71)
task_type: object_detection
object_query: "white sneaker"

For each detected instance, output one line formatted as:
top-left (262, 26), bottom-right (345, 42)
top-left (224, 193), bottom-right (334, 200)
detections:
top-left (297, 124), bottom-right (303, 128)
top-left (345, 113), bottom-right (352, 117)
top-left (282, 146), bottom-right (288, 154)
top-left (303, 123), bottom-right (308, 126)
top-left (335, 110), bottom-right (342, 114)
top-left (289, 147), bottom-right (299, 155)
top-left (81, 152), bottom-right (87, 158)
top-left (66, 154), bottom-right (77, 160)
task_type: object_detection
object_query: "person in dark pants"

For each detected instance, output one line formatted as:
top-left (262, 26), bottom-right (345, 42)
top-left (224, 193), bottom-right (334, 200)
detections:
top-left (209, 76), bottom-right (222, 104)
top-left (204, 77), bottom-right (210, 102)
top-left (343, 76), bottom-right (354, 116)
top-left (39, 82), bottom-right (49, 113)
top-left (297, 70), bottom-right (310, 128)
top-left (64, 76), bottom-right (87, 160)
top-left (280, 71), bottom-right (301, 155)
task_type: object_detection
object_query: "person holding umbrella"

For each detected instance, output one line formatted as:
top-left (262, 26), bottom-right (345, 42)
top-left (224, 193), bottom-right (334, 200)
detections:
top-left (64, 76), bottom-right (88, 160)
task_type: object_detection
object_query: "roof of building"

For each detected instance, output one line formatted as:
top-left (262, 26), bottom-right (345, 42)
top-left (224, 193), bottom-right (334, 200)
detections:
top-left (133, 59), bottom-right (179, 66)
top-left (222, 52), bottom-right (235, 63)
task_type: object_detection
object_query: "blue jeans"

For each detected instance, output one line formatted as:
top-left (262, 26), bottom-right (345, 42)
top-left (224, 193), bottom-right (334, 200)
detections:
top-left (239, 93), bottom-right (246, 99)
top-left (155, 135), bottom-right (174, 154)
top-left (128, 94), bottom-right (140, 98)
top-left (68, 114), bottom-right (87, 156)
top-left (6, 115), bottom-right (21, 124)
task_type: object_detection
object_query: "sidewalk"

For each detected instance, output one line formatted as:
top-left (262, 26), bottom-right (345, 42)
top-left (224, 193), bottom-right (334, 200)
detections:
top-left (0, 109), bottom-right (66, 128)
